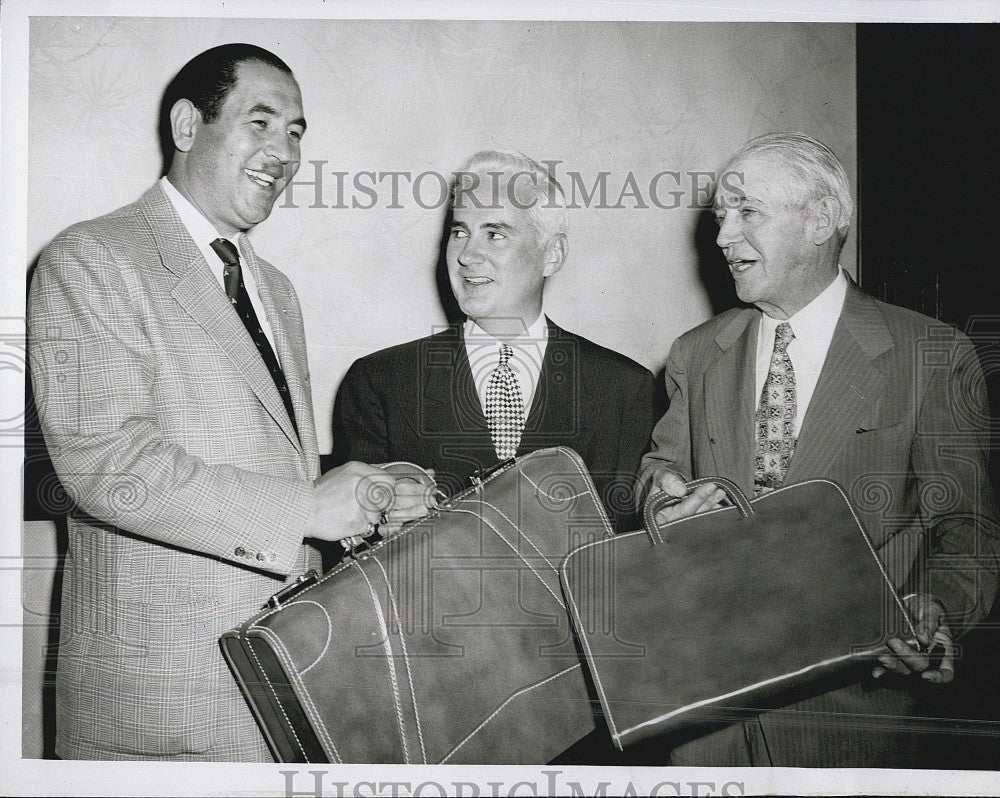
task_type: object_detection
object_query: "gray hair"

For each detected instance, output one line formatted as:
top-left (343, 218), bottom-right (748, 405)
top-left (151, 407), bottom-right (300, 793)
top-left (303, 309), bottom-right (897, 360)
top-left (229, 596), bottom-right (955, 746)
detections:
top-left (451, 150), bottom-right (567, 242)
top-left (724, 132), bottom-right (854, 239)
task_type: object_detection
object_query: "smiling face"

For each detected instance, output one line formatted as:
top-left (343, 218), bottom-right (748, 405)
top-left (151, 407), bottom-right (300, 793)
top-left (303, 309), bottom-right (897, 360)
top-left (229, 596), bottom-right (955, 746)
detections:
top-left (714, 152), bottom-right (839, 319)
top-left (446, 198), bottom-right (564, 338)
top-left (169, 59), bottom-right (305, 236)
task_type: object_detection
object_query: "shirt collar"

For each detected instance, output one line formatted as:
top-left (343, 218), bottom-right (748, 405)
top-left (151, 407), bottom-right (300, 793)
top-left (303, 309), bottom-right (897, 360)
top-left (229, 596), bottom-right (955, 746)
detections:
top-left (160, 176), bottom-right (233, 247)
top-left (463, 313), bottom-right (548, 346)
top-left (760, 269), bottom-right (848, 342)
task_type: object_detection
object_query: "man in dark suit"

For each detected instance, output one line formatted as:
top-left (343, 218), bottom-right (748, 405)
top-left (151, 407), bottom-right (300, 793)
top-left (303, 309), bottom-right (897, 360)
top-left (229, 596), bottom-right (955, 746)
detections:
top-left (638, 132), bottom-right (1000, 766)
top-left (333, 150), bottom-right (655, 529)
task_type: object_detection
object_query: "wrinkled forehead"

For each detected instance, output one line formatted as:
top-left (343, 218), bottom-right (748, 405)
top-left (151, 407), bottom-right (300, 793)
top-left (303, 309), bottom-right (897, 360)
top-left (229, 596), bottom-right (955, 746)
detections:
top-left (713, 153), bottom-right (799, 209)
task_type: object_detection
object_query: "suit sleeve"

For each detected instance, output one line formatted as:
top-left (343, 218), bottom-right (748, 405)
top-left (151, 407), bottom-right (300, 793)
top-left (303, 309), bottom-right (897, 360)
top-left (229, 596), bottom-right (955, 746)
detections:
top-left (331, 357), bottom-right (391, 467)
top-left (637, 335), bottom-right (695, 501)
top-left (911, 333), bottom-right (1000, 633)
top-left (610, 365), bottom-right (656, 529)
top-left (28, 229), bottom-right (312, 577)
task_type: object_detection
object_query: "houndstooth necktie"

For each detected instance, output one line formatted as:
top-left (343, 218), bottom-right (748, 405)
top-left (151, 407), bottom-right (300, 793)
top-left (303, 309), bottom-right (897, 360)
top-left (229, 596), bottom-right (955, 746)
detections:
top-left (754, 321), bottom-right (796, 496)
top-left (485, 343), bottom-right (524, 460)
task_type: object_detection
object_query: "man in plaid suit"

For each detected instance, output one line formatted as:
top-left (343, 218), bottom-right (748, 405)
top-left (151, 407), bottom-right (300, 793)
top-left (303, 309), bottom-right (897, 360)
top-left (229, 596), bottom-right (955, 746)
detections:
top-left (28, 44), bottom-right (429, 760)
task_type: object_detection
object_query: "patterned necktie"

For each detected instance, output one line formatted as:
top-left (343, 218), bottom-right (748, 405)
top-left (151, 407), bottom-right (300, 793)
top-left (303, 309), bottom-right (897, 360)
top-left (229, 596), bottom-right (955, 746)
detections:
top-left (210, 238), bottom-right (298, 438)
top-left (754, 321), bottom-right (796, 496)
top-left (485, 343), bottom-right (525, 460)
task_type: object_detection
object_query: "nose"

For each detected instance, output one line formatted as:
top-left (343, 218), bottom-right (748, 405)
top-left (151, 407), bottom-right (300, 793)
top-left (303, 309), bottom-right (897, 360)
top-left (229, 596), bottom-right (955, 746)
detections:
top-left (456, 235), bottom-right (484, 267)
top-left (265, 130), bottom-right (298, 166)
top-left (715, 209), bottom-right (741, 249)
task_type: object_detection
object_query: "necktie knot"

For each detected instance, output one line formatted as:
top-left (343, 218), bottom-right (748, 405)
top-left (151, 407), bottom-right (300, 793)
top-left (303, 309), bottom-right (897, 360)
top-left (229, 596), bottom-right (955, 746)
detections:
top-left (210, 238), bottom-right (241, 302)
top-left (210, 237), bottom-right (240, 265)
top-left (498, 343), bottom-right (513, 368)
top-left (774, 321), bottom-right (794, 352)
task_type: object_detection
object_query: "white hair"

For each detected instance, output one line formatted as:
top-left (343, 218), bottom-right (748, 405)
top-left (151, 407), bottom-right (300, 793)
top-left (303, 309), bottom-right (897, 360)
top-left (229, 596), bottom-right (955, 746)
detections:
top-left (724, 132), bottom-right (854, 240)
top-left (451, 150), bottom-right (567, 242)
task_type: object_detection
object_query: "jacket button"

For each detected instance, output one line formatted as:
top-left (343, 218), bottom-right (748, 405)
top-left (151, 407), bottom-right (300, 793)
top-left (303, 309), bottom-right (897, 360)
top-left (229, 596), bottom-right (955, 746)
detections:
top-left (256, 552), bottom-right (266, 562)
top-left (234, 546), bottom-right (246, 557)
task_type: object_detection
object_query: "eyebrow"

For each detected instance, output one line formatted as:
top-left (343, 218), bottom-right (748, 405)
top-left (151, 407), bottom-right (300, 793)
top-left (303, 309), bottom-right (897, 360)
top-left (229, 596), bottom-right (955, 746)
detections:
top-left (480, 221), bottom-right (516, 233)
top-left (248, 103), bottom-right (307, 132)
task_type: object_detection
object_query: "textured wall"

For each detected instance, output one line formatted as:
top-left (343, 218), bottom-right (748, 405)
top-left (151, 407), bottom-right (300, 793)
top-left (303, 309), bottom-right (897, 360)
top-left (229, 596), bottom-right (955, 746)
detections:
top-left (23, 17), bottom-right (855, 758)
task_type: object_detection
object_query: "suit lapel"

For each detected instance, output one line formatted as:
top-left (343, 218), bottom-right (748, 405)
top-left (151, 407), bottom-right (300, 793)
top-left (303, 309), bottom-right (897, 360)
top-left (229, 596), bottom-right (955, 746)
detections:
top-left (704, 310), bottom-right (758, 492)
top-left (525, 320), bottom-right (575, 442)
top-left (246, 245), bottom-right (311, 459)
top-left (785, 282), bottom-right (892, 483)
top-left (138, 185), bottom-right (303, 454)
top-left (420, 327), bottom-right (491, 438)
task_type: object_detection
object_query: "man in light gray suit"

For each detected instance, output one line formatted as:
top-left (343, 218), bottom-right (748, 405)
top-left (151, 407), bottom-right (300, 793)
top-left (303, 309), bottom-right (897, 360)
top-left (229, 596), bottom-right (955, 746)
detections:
top-left (638, 132), bottom-right (999, 766)
top-left (28, 44), bottom-right (429, 760)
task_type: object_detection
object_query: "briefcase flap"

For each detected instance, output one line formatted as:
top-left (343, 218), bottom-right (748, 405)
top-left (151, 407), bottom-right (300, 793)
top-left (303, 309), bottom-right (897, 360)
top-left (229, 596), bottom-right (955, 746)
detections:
top-left (223, 446), bottom-right (613, 763)
top-left (560, 477), bottom-right (917, 750)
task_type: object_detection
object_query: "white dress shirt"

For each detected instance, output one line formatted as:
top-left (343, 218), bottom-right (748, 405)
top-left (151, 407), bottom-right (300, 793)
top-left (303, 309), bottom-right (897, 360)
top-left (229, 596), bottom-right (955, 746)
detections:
top-left (160, 176), bottom-right (276, 349)
top-left (755, 270), bottom-right (848, 435)
top-left (464, 314), bottom-right (549, 417)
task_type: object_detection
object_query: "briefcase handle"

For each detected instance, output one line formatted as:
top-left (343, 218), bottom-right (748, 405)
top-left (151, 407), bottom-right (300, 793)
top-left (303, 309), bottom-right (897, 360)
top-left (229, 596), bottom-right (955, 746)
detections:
top-left (643, 476), bottom-right (753, 545)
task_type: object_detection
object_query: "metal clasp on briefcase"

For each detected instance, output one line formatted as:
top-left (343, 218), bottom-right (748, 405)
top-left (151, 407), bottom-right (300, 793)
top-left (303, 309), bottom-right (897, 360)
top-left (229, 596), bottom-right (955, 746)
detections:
top-left (266, 569), bottom-right (319, 609)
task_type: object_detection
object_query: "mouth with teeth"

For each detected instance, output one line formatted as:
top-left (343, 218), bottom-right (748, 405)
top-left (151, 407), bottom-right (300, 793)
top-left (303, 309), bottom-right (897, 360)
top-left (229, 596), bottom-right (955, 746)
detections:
top-left (463, 276), bottom-right (493, 287)
top-left (728, 258), bottom-right (758, 274)
top-left (244, 168), bottom-right (280, 189)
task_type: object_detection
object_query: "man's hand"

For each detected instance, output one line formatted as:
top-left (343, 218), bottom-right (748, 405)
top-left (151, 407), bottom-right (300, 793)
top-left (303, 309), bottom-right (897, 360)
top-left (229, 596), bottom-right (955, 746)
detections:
top-left (378, 469), bottom-right (438, 536)
top-left (652, 468), bottom-right (728, 525)
top-left (873, 593), bottom-right (954, 684)
top-left (305, 462), bottom-right (434, 542)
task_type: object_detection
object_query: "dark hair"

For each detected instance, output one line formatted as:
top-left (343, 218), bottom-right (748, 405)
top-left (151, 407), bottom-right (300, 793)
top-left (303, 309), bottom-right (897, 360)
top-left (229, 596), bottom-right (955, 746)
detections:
top-left (158, 43), bottom-right (294, 172)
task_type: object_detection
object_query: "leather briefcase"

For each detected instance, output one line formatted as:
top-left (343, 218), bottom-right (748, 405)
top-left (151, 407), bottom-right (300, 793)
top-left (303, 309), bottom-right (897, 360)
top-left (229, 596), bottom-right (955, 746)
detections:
top-left (221, 446), bottom-right (614, 764)
top-left (559, 476), bottom-right (918, 751)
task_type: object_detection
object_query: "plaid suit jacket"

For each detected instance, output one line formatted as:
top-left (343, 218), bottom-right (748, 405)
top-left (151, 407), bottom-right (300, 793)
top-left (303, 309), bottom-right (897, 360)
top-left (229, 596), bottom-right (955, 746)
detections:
top-left (637, 278), bottom-right (999, 766)
top-left (28, 183), bottom-right (321, 760)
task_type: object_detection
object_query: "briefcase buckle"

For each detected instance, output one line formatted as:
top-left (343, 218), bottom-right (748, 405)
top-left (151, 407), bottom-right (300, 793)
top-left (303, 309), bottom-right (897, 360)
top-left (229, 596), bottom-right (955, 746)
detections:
top-left (267, 569), bottom-right (319, 610)
top-left (470, 457), bottom-right (516, 487)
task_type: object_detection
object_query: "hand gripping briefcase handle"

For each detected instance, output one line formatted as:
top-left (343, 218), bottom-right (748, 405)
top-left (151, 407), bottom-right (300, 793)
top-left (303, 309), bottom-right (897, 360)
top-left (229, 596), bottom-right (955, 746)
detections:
top-left (643, 476), bottom-right (751, 545)
top-left (339, 461), bottom-right (444, 558)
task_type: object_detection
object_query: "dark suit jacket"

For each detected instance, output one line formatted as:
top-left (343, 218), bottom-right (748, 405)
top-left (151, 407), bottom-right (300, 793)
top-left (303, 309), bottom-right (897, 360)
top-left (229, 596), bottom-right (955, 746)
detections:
top-left (637, 279), bottom-right (1000, 766)
top-left (333, 319), bottom-right (656, 529)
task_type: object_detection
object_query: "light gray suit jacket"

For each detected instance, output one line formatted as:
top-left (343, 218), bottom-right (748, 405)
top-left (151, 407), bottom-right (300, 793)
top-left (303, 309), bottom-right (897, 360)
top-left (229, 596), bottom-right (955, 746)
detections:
top-left (639, 279), bottom-right (999, 765)
top-left (29, 183), bottom-right (321, 760)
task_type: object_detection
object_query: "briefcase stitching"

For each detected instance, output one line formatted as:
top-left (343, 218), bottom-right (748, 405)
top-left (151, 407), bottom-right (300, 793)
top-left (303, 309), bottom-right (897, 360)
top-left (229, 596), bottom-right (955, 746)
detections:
top-left (235, 446), bottom-right (609, 762)
top-left (561, 477), bottom-right (916, 747)
top-left (481, 497), bottom-right (562, 573)
top-left (295, 600), bottom-right (333, 675)
top-left (370, 555), bottom-right (428, 763)
top-left (221, 633), bottom-right (298, 761)
top-left (617, 649), bottom-right (872, 747)
top-left (245, 627), bottom-right (329, 762)
top-left (449, 506), bottom-right (566, 609)
top-left (439, 662), bottom-right (585, 763)
top-left (354, 558), bottom-right (415, 763)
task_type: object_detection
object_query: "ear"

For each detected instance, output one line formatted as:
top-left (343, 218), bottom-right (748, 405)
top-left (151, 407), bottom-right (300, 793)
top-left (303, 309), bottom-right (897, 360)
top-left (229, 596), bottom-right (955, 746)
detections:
top-left (810, 196), bottom-right (842, 246)
top-left (169, 99), bottom-right (200, 154)
top-left (542, 233), bottom-right (568, 278)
